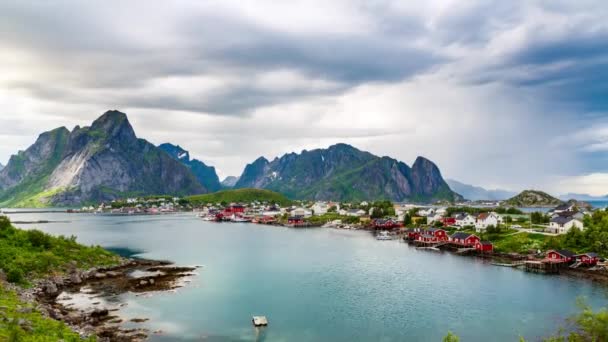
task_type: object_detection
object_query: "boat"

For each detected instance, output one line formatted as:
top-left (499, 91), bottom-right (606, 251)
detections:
top-left (232, 216), bottom-right (251, 223)
top-left (376, 231), bottom-right (393, 240)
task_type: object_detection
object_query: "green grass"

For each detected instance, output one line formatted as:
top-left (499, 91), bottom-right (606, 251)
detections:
top-left (0, 284), bottom-right (95, 341)
top-left (0, 216), bottom-right (120, 285)
top-left (6, 187), bottom-right (67, 208)
top-left (186, 188), bottom-right (292, 206)
top-left (490, 232), bottom-right (550, 253)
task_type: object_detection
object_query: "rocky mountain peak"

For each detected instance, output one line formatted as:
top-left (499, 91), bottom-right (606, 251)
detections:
top-left (90, 110), bottom-right (136, 142)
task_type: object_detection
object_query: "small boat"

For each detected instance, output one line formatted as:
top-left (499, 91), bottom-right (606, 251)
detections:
top-left (232, 216), bottom-right (251, 223)
top-left (252, 316), bottom-right (268, 327)
top-left (376, 231), bottom-right (393, 240)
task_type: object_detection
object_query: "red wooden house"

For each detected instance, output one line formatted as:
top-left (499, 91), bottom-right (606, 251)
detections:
top-left (475, 241), bottom-right (493, 252)
top-left (373, 219), bottom-right (398, 230)
top-left (450, 232), bottom-right (480, 247)
top-left (287, 216), bottom-right (305, 225)
top-left (416, 228), bottom-right (448, 243)
top-left (405, 228), bottom-right (422, 240)
top-left (442, 217), bottom-right (456, 226)
top-left (575, 253), bottom-right (600, 266)
top-left (545, 250), bottom-right (576, 263)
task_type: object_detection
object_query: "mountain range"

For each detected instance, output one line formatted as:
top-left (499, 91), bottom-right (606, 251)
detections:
top-left (233, 143), bottom-right (462, 202)
top-left (0, 111), bottom-right (461, 206)
top-left (446, 179), bottom-right (516, 201)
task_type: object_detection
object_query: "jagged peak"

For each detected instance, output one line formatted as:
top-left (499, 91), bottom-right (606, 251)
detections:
top-left (90, 110), bottom-right (136, 140)
top-left (252, 156), bottom-right (270, 165)
top-left (412, 156), bottom-right (437, 168)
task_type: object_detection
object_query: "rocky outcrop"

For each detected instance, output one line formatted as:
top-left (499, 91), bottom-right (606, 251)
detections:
top-left (0, 111), bottom-right (207, 206)
top-left (220, 176), bottom-right (239, 188)
top-left (235, 143), bottom-right (462, 203)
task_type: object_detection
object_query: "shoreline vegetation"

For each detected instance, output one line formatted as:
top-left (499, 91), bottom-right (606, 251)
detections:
top-left (0, 216), bottom-right (197, 341)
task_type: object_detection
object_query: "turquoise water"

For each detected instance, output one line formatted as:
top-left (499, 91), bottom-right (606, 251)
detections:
top-left (6, 212), bottom-right (608, 341)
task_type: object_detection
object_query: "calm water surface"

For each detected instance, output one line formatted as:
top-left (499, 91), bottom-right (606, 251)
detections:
top-left (6, 211), bottom-right (608, 342)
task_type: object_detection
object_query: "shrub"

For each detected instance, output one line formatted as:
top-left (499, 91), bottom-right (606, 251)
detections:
top-left (7, 268), bottom-right (24, 284)
top-left (27, 229), bottom-right (52, 249)
top-left (0, 216), bottom-right (11, 230)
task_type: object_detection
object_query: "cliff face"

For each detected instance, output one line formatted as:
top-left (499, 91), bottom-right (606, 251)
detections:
top-left (158, 143), bottom-right (222, 192)
top-left (235, 144), bottom-right (461, 203)
top-left (0, 111), bottom-right (206, 206)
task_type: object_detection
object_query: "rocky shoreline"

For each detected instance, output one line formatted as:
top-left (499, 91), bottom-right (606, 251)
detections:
top-left (18, 258), bottom-right (198, 341)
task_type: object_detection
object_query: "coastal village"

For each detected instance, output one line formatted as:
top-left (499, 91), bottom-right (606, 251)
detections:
top-left (73, 193), bottom-right (607, 277)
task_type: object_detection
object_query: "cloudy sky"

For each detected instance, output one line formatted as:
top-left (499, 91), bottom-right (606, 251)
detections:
top-left (1, 0), bottom-right (607, 195)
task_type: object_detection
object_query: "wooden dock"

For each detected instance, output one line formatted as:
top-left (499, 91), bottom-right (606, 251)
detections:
top-left (491, 261), bottom-right (524, 268)
top-left (524, 260), bottom-right (561, 274)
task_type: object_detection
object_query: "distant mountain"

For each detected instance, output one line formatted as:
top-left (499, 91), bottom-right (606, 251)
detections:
top-left (0, 163), bottom-right (4, 171)
top-left (559, 193), bottom-right (608, 201)
top-left (0, 111), bottom-right (206, 207)
top-left (158, 143), bottom-right (221, 192)
top-left (235, 143), bottom-right (462, 203)
top-left (446, 179), bottom-right (516, 201)
top-left (221, 176), bottom-right (239, 188)
top-left (503, 190), bottom-right (562, 207)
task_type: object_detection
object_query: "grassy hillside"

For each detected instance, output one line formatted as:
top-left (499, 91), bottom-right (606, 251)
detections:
top-left (186, 188), bottom-right (292, 206)
top-left (0, 216), bottom-right (120, 340)
top-left (0, 284), bottom-right (95, 341)
top-left (0, 216), bottom-right (120, 284)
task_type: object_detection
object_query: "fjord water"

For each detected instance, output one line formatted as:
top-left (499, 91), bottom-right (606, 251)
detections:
top-left (7, 212), bottom-right (608, 341)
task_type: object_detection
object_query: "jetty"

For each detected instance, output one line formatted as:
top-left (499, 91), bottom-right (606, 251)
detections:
top-left (491, 261), bottom-right (524, 268)
top-left (252, 316), bottom-right (268, 327)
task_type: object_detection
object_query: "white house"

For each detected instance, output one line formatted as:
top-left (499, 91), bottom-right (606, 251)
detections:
top-left (549, 216), bottom-right (584, 234)
top-left (311, 202), bottom-right (329, 216)
top-left (475, 212), bottom-right (503, 232)
top-left (417, 208), bottom-right (435, 217)
top-left (455, 213), bottom-right (476, 227)
top-left (427, 213), bottom-right (443, 224)
top-left (290, 207), bottom-right (312, 218)
top-left (347, 209), bottom-right (367, 217)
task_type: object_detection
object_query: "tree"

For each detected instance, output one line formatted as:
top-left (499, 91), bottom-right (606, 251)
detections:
top-left (505, 216), bottom-right (513, 224)
top-left (403, 213), bottom-right (412, 226)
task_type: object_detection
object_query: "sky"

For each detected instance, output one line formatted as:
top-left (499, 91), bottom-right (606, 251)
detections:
top-left (0, 0), bottom-right (607, 195)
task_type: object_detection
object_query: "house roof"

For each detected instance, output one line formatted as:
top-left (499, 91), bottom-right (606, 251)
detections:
top-left (453, 213), bottom-right (467, 220)
top-left (554, 203), bottom-right (573, 211)
top-left (576, 252), bottom-right (598, 258)
top-left (451, 232), bottom-right (473, 240)
top-left (477, 213), bottom-right (489, 220)
top-left (426, 228), bottom-right (444, 233)
top-left (420, 234), bottom-right (435, 239)
top-left (550, 216), bottom-right (577, 224)
top-left (551, 249), bottom-right (576, 258)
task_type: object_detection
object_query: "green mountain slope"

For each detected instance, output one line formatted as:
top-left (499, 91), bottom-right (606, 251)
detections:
top-left (235, 144), bottom-right (461, 203)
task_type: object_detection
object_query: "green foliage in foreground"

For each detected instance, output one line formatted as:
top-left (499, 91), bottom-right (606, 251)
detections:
top-left (186, 188), bottom-right (293, 206)
top-left (0, 216), bottom-right (120, 285)
top-left (542, 299), bottom-right (608, 342)
top-left (0, 283), bottom-right (95, 341)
